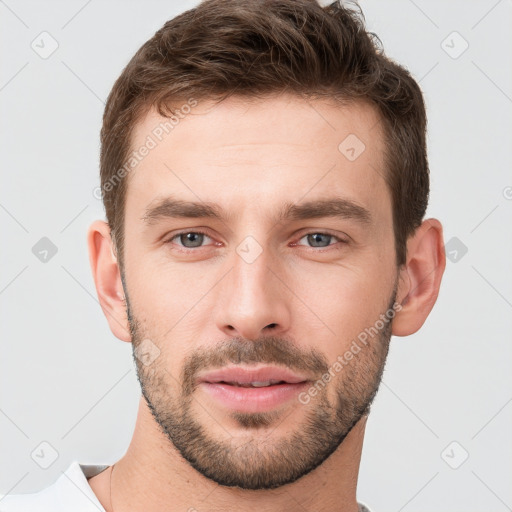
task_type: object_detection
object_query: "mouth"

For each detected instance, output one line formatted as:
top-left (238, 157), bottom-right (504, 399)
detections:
top-left (197, 365), bottom-right (311, 413)
top-left (198, 365), bottom-right (309, 386)
top-left (208, 379), bottom-right (291, 387)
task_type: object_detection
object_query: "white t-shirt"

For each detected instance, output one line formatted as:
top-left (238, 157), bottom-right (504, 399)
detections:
top-left (0, 461), bottom-right (109, 511)
top-left (0, 461), bottom-right (374, 511)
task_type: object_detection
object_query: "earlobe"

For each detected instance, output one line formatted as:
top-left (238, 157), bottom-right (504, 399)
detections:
top-left (87, 220), bottom-right (131, 343)
top-left (392, 218), bottom-right (446, 337)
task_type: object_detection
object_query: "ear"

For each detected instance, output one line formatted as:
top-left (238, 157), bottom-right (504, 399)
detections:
top-left (87, 220), bottom-right (131, 343)
top-left (392, 218), bottom-right (446, 336)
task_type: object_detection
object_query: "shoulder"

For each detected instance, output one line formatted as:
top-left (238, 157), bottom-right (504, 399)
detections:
top-left (0, 461), bottom-right (107, 512)
top-left (0, 480), bottom-right (64, 511)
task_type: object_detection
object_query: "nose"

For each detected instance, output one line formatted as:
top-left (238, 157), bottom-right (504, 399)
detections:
top-left (213, 243), bottom-right (292, 341)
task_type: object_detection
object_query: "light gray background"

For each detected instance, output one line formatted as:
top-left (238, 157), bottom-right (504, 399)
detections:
top-left (1, 1), bottom-right (511, 511)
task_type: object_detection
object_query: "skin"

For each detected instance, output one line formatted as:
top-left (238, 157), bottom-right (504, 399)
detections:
top-left (87, 93), bottom-right (446, 512)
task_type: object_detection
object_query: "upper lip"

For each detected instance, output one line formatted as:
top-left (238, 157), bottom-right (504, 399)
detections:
top-left (198, 365), bottom-right (310, 385)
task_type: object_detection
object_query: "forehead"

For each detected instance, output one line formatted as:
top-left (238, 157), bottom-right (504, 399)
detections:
top-left (124, 94), bottom-right (390, 230)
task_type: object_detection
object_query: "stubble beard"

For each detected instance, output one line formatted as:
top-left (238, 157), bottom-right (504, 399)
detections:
top-left (126, 284), bottom-right (397, 490)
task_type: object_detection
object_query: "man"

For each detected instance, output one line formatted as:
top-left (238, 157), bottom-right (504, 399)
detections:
top-left (1, 0), bottom-right (445, 510)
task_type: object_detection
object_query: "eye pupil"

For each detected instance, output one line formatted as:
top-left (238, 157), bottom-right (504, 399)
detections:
top-left (307, 233), bottom-right (331, 247)
top-left (180, 232), bottom-right (204, 248)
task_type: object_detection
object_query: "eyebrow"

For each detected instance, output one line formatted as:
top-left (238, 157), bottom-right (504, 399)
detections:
top-left (141, 195), bottom-right (372, 226)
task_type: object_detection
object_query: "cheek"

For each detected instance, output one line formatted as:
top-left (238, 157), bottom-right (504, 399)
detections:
top-left (291, 264), bottom-right (393, 368)
top-left (297, 261), bottom-right (388, 321)
top-left (129, 258), bottom-right (215, 326)
top-left (127, 264), bottom-right (220, 380)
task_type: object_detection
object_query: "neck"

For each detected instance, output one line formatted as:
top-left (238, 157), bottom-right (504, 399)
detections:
top-left (93, 396), bottom-right (367, 512)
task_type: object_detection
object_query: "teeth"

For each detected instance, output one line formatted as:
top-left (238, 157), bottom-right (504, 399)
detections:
top-left (225, 379), bottom-right (284, 387)
top-left (250, 381), bottom-right (274, 387)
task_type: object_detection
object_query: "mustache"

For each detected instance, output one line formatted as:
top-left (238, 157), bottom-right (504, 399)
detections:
top-left (181, 336), bottom-right (329, 396)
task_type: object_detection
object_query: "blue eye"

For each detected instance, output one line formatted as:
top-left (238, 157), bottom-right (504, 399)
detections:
top-left (167, 231), bottom-right (213, 248)
top-left (297, 232), bottom-right (346, 248)
top-left (164, 230), bottom-right (347, 252)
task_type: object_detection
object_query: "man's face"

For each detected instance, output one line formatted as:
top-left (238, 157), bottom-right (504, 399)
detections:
top-left (121, 94), bottom-right (399, 489)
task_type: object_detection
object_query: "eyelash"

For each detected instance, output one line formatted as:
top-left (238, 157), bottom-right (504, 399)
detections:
top-left (163, 229), bottom-right (348, 252)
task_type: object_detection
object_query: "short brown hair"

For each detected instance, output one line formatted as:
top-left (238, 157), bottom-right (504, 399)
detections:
top-left (100, 0), bottom-right (429, 272)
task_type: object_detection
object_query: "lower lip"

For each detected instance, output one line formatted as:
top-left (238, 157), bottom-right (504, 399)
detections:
top-left (199, 382), bottom-right (309, 413)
